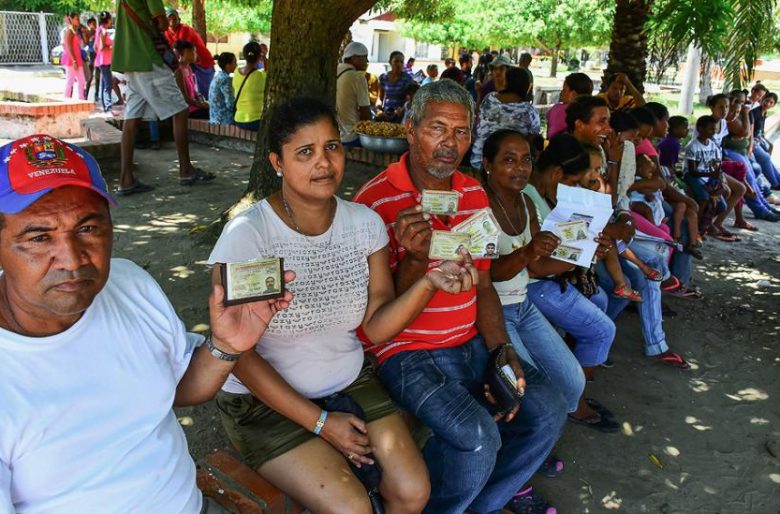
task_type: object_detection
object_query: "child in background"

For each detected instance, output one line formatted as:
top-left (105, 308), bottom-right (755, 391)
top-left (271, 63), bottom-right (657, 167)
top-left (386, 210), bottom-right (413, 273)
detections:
top-left (684, 115), bottom-right (730, 238)
top-left (547, 72), bottom-right (594, 139)
top-left (401, 82), bottom-right (420, 124)
top-left (652, 112), bottom-right (704, 255)
top-left (628, 107), bottom-right (668, 231)
top-left (582, 146), bottom-right (648, 302)
top-left (208, 52), bottom-right (237, 126)
top-left (421, 64), bottom-right (438, 85)
top-left (173, 40), bottom-right (209, 119)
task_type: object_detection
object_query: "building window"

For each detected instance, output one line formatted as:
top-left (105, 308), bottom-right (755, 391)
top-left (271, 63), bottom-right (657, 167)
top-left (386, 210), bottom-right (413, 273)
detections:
top-left (415, 41), bottom-right (429, 58)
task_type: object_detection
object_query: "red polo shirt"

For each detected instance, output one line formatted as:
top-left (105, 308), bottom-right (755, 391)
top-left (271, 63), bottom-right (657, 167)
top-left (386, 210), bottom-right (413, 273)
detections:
top-left (165, 23), bottom-right (214, 67)
top-left (353, 154), bottom-right (491, 364)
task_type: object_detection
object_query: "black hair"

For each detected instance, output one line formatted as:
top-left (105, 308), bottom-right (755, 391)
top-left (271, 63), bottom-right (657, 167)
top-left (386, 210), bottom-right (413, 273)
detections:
top-left (609, 110), bottom-right (639, 132)
top-left (174, 39), bottom-right (194, 53)
top-left (458, 56), bottom-right (470, 66)
top-left (752, 83), bottom-right (768, 93)
top-left (243, 41), bottom-right (262, 63)
top-left (440, 67), bottom-right (465, 85)
top-left (426, 64), bottom-right (438, 73)
top-left (216, 52), bottom-right (236, 70)
top-left (536, 133), bottom-right (590, 175)
top-left (67, 12), bottom-right (79, 20)
top-left (765, 92), bottom-right (778, 103)
top-left (566, 95), bottom-right (609, 132)
top-left (706, 93), bottom-right (728, 107)
top-left (482, 129), bottom-right (529, 170)
top-left (267, 97), bottom-right (339, 156)
top-left (501, 66), bottom-right (531, 98)
top-left (729, 89), bottom-right (746, 98)
top-left (404, 82), bottom-right (420, 97)
top-left (87, 17), bottom-right (96, 24)
top-left (389, 51), bottom-right (404, 63)
top-left (668, 115), bottom-right (689, 132)
top-left (98, 11), bottom-right (112, 25)
top-left (696, 114), bottom-right (717, 131)
top-left (564, 72), bottom-right (593, 96)
top-left (644, 102), bottom-right (669, 122)
top-left (629, 106), bottom-right (656, 127)
top-left (407, 57), bottom-right (415, 63)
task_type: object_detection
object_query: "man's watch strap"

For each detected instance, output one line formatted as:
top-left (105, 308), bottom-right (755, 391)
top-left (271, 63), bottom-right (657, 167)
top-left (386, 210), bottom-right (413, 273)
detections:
top-left (205, 336), bottom-right (242, 362)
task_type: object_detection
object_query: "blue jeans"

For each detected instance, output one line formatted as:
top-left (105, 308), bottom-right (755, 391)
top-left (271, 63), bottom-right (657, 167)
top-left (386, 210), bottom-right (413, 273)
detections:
top-left (192, 63), bottom-right (215, 100)
top-left (752, 144), bottom-right (780, 187)
top-left (378, 337), bottom-right (567, 514)
top-left (526, 281), bottom-right (615, 367)
top-left (595, 244), bottom-right (670, 357)
top-left (662, 201), bottom-right (694, 286)
top-left (723, 148), bottom-right (772, 216)
top-left (99, 64), bottom-right (112, 112)
top-left (503, 298), bottom-right (585, 412)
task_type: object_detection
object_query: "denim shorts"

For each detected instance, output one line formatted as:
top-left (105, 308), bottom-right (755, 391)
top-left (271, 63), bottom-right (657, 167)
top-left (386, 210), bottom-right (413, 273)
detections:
top-left (215, 358), bottom-right (398, 469)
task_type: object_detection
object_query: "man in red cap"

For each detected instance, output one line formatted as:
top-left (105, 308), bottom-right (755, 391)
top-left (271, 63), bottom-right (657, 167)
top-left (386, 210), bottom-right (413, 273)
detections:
top-left (0, 135), bottom-right (293, 513)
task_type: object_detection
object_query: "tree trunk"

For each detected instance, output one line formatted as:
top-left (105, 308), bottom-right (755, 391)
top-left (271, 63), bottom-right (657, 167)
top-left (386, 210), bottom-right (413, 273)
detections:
top-left (191, 0), bottom-right (207, 42)
top-left (217, 0), bottom-right (377, 221)
top-left (603, 0), bottom-right (653, 93)
top-left (549, 45), bottom-right (560, 78)
top-left (698, 53), bottom-right (713, 105)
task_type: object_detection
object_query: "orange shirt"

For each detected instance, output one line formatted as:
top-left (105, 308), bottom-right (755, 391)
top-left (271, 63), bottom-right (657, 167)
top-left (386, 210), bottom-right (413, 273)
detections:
top-left (353, 154), bottom-right (491, 363)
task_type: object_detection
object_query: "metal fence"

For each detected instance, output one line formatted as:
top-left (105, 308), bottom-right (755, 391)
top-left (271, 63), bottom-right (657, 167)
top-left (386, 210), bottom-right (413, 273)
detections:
top-left (0, 11), bottom-right (63, 65)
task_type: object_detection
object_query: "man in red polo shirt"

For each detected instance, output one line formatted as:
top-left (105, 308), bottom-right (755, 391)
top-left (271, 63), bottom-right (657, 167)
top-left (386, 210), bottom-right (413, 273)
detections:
top-left (354, 80), bottom-right (567, 514)
top-left (165, 8), bottom-right (215, 99)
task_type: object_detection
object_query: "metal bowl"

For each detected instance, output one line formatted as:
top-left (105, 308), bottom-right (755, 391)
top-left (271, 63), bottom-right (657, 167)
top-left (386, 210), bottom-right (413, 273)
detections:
top-left (357, 133), bottom-right (409, 154)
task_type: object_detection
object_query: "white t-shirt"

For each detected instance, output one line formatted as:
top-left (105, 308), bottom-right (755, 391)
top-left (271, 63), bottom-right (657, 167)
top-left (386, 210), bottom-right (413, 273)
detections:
top-left (494, 194), bottom-right (532, 306)
top-left (685, 137), bottom-right (722, 184)
top-left (336, 63), bottom-right (371, 143)
top-left (0, 259), bottom-right (202, 514)
top-left (208, 198), bottom-right (388, 399)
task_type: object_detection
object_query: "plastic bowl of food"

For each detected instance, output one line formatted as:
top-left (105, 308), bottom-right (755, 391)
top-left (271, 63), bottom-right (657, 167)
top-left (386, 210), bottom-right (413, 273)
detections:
top-left (357, 133), bottom-right (409, 153)
top-left (355, 121), bottom-right (409, 154)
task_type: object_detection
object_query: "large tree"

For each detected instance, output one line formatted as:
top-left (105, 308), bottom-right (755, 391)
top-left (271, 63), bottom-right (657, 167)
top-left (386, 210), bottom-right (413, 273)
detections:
top-left (224, 0), bottom-right (378, 218)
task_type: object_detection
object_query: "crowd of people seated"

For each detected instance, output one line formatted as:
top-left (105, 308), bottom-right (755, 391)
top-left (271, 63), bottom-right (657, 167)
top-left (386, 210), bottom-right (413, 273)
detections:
top-left (5, 17), bottom-right (779, 514)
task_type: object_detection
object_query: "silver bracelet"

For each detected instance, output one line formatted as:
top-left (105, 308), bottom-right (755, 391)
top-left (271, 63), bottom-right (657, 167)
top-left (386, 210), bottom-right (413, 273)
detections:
top-left (205, 335), bottom-right (242, 362)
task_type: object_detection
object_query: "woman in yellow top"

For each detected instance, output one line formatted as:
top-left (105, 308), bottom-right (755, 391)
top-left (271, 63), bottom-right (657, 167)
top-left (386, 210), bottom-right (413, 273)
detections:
top-left (233, 41), bottom-right (267, 131)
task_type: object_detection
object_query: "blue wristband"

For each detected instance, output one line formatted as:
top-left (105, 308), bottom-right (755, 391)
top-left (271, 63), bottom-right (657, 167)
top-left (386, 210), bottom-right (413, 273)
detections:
top-left (313, 410), bottom-right (328, 436)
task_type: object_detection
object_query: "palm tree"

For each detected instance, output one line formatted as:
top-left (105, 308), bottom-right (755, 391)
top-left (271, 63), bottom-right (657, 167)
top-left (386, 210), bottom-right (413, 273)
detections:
top-left (603, 0), bottom-right (653, 93)
top-left (605, 0), bottom-right (776, 92)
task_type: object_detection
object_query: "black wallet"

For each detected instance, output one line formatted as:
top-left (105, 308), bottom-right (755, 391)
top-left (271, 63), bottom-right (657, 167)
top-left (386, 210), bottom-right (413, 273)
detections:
top-left (485, 345), bottom-right (525, 416)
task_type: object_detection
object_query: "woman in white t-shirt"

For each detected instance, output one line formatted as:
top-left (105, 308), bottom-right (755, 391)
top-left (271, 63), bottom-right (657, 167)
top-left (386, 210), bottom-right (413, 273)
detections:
top-left (208, 97), bottom-right (476, 514)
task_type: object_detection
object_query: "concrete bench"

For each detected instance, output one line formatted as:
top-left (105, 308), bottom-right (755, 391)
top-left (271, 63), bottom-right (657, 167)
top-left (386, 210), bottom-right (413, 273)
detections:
top-left (187, 119), bottom-right (400, 168)
top-left (198, 448), bottom-right (307, 514)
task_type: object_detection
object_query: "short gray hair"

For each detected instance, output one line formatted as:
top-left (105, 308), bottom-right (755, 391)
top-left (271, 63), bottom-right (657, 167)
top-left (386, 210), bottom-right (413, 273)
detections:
top-left (408, 79), bottom-right (475, 129)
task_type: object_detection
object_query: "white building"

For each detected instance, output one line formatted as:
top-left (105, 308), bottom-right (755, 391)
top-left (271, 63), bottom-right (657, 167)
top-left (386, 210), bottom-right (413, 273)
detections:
top-left (349, 11), bottom-right (446, 76)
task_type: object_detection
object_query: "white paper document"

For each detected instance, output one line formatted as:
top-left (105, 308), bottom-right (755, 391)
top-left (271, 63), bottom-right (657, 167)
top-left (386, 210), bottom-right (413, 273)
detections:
top-left (541, 184), bottom-right (613, 267)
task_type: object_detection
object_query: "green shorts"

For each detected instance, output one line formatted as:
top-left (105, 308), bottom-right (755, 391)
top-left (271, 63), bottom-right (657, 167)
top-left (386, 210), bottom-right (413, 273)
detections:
top-left (215, 357), bottom-right (398, 469)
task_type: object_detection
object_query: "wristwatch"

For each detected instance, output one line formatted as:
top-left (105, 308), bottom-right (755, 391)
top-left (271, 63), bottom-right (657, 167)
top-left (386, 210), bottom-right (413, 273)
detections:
top-left (205, 335), bottom-right (242, 362)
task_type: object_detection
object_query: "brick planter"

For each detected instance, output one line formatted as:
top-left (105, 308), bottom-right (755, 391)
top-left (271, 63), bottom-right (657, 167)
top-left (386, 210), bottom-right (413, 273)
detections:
top-left (0, 91), bottom-right (94, 139)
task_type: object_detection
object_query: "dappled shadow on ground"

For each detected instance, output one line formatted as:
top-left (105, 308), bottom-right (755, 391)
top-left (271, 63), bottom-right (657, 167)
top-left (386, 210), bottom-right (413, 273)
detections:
top-left (106, 143), bottom-right (779, 514)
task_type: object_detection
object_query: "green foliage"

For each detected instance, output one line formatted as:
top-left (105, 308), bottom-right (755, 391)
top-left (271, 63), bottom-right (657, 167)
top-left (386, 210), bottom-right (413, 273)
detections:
top-left (176, 0), bottom-right (272, 37)
top-left (0, 0), bottom-right (109, 13)
top-left (398, 0), bottom-right (612, 53)
top-left (648, 0), bottom-right (777, 87)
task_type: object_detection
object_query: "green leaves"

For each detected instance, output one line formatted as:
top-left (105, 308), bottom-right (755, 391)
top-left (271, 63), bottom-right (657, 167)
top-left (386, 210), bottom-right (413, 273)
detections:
top-left (648, 0), bottom-right (777, 88)
top-left (397, 0), bottom-right (612, 51)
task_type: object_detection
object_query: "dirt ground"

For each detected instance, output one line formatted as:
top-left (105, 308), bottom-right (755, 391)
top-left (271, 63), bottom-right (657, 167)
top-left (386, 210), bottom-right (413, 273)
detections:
top-left (102, 142), bottom-right (780, 514)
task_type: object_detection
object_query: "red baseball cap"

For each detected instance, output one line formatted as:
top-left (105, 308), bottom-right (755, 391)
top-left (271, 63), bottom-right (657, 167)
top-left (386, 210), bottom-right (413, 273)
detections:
top-left (0, 134), bottom-right (116, 214)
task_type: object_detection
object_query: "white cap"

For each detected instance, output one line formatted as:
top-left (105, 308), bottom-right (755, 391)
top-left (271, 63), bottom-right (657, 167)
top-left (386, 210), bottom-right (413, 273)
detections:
top-left (343, 42), bottom-right (368, 59)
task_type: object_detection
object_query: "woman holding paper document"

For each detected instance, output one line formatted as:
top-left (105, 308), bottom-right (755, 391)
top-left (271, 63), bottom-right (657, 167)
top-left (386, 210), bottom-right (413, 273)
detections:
top-left (481, 129), bottom-right (586, 416)
top-left (519, 134), bottom-right (621, 433)
top-left (207, 98), bottom-right (480, 514)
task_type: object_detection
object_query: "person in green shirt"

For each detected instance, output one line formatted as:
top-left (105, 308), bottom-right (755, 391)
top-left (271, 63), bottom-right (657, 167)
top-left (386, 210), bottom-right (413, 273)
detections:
top-left (113, 0), bottom-right (215, 195)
